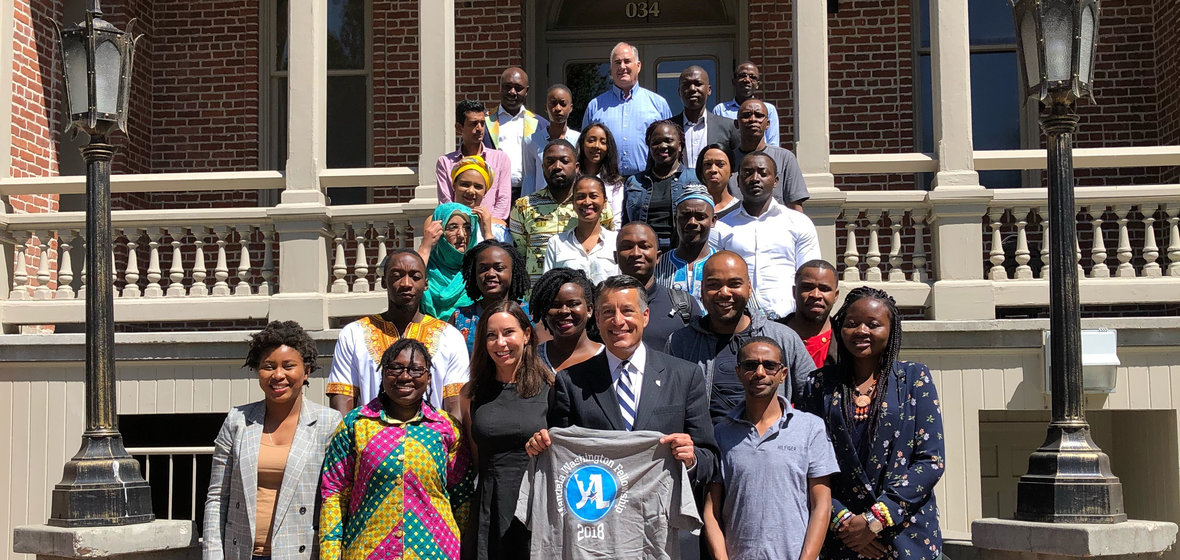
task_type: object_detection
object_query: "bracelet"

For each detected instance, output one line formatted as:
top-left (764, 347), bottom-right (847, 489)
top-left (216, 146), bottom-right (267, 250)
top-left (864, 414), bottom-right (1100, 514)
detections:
top-left (871, 502), bottom-right (894, 527)
top-left (831, 508), bottom-right (853, 531)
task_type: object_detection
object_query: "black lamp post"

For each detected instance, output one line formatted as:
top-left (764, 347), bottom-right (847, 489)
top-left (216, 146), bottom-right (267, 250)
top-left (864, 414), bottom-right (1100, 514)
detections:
top-left (1009, 0), bottom-right (1125, 523)
top-left (48, 1), bottom-right (154, 526)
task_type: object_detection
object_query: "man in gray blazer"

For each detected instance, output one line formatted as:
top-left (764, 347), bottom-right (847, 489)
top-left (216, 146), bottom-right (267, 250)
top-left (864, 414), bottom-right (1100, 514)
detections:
top-left (672, 65), bottom-right (741, 168)
top-left (527, 274), bottom-right (718, 488)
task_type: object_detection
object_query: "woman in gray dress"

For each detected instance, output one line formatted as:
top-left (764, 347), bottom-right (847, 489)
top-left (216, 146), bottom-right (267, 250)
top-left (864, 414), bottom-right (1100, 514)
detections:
top-left (459, 300), bottom-right (553, 559)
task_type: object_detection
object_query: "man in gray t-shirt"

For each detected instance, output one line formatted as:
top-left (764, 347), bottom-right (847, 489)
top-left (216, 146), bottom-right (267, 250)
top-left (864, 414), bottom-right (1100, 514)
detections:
top-left (727, 98), bottom-right (809, 210)
top-left (515, 426), bottom-right (701, 559)
top-left (702, 337), bottom-right (838, 560)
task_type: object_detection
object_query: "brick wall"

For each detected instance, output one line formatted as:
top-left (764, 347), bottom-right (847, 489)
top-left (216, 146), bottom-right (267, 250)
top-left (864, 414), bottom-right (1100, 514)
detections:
top-left (1070, 0), bottom-right (1164, 187)
top-left (10, 0), bottom-right (60, 179)
top-left (1155, 0), bottom-right (1180, 184)
top-left (371, 0), bottom-right (421, 203)
top-left (148, 0), bottom-right (259, 180)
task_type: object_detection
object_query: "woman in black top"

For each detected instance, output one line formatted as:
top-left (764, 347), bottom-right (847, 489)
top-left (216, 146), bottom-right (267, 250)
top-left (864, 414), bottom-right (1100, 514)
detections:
top-left (459, 300), bottom-right (552, 560)
top-left (622, 120), bottom-right (700, 251)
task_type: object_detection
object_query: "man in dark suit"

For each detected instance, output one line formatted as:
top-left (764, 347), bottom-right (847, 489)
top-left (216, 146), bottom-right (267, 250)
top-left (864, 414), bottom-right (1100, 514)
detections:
top-left (526, 274), bottom-right (718, 487)
top-left (672, 65), bottom-right (741, 168)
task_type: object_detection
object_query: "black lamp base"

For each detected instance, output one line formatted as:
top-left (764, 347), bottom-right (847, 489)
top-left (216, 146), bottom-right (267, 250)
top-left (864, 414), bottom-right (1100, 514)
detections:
top-left (1015, 423), bottom-right (1127, 523)
top-left (47, 434), bottom-right (155, 527)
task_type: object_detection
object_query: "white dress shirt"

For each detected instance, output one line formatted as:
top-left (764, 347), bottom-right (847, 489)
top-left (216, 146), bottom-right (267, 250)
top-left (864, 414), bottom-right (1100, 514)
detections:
top-left (717, 200), bottom-right (822, 319)
top-left (681, 112), bottom-right (708, 167)
top-left (495, 105), bottom-right (528, 187)
top-left (605, 342), bottom-right (648, 414)
top-left (543, 227), bottom-right (620, 284)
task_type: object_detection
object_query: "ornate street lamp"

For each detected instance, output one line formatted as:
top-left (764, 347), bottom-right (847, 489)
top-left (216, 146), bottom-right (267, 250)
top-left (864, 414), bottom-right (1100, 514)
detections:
top-left (49, 1), bottom-right (154, 526)
top-left (1009, 0), bottom-right (1125, 523)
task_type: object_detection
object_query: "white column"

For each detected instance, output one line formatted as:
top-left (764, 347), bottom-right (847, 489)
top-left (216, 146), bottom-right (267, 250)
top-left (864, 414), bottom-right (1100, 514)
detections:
top-left (281, 0), bottom-right (328, 205)
top-left (929, 0), bottom-right (981, 189)
top-left (791, 0), bottom-right (834, 193)
top-left (417, 0), bottom-right (456, 199)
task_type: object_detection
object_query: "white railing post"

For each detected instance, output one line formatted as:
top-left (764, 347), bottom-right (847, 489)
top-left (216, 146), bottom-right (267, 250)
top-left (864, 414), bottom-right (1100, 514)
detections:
top-left (33, 230), bottom-right (52, 300)
top-left (1089, 207), bottom-right (1110, 278)
top-left (57, 231), bottom-right (75, 299)
top-left (1142, 205), bottom-right (1161, 277)
top-left (1013, 208), bottom-right (1033, 280)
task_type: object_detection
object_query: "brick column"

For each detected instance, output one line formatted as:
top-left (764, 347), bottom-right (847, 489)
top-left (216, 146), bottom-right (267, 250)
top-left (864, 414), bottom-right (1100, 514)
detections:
top-left (416, 0), bottom-right (456, 200)
top-left (0, 0), bottom-right (14, 183)
top-left (281, 0), bottom-right (327, 206)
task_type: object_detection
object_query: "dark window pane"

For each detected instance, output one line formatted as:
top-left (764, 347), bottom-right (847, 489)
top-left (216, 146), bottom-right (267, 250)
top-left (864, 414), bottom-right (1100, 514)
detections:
top-left (565, 62), bottom-right (612, 130)
top-left (918, 0), bottom-right (931, 49)
top-left (552, 0), bottom-right (733, 30)
top-left (969, 0), bottom-right (1016, 46)
top-left (919, 0), bottom-right (1016, 49)
top-left (276, 0), bottom-right (289, 71)
top-left (272, 76), bottom-right (289, 171)
top-left (970, 51), bottom-right (1022, 187)
top-left (656, 58), bottom-right (718, 117)
top-left (328, 0), bottom-right (366, 70)
top-left (918, 55), bottom-right (933, 153)
top-left (327, 75), bottom-right (369, 169)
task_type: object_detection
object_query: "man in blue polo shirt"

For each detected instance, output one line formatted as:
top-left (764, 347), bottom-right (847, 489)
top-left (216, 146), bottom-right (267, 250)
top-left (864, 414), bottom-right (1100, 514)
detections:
top-left (702, 337), bottom-right (838, 560)
top-left (582, 42), bottom-right (672, 177)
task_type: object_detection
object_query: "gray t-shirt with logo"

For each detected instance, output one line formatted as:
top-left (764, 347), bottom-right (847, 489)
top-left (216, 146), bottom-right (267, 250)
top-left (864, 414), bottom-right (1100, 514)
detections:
top-left (515, 426), bottom-right (702, 559)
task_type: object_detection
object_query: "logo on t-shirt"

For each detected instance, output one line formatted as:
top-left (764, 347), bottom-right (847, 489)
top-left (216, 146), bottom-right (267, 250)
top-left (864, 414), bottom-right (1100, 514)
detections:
top-left (556, 454), bottom-right (632, 539)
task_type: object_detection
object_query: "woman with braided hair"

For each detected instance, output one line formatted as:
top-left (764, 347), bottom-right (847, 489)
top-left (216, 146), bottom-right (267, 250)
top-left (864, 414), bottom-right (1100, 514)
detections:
top-left (798, 287), bottom-right (946, 560)
top-left (528, 267), bottom-right (603, 373)
top-left (450, 240), bottom-right (531, 354)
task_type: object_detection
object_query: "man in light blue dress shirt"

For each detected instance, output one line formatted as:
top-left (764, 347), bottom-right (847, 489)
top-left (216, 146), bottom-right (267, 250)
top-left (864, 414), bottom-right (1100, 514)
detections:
top-left (712, 61), bottom-right (781, 147)
top-left (581, 42), bottom-right (673, 177)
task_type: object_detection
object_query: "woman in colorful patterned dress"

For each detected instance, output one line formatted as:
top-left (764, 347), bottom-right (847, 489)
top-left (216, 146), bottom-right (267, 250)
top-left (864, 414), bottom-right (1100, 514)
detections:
top-left (450, 240), bottom-right (530, 354)
top-left (459, 300), bottom-right (552, 559)
top-left (798, 287), bottom-right (946, 560)
top-left (320, 338), bottom-right (474, 560)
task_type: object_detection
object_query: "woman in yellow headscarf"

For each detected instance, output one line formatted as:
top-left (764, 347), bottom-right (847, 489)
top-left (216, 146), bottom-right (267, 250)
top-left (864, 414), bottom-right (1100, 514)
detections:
top-left (449, 156), bottom-right (510, 243)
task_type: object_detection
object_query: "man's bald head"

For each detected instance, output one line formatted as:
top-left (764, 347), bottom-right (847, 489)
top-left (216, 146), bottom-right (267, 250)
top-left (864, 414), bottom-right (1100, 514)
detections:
top-left (499, 67), bottom-right (529, 114)
top-left (701, 251), bottom-right (752, 326)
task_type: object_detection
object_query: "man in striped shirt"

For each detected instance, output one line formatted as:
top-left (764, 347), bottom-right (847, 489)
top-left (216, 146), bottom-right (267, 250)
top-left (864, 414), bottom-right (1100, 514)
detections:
top-left (654, 183), bottom-right (719, 308)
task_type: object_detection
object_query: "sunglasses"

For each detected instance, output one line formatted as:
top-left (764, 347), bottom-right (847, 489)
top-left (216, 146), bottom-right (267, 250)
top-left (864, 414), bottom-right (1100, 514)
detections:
top-left (738, 360), bottom-right (784, 374)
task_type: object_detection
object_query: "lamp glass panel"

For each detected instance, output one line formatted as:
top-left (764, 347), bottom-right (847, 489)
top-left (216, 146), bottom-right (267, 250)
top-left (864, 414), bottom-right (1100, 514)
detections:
top-left (64, 36), bottom-right (89, 115)
top-left (1042, 1), bottom-right (1073, 82)
top-left (1019, 11), bottom-right (1040, 89)
top-left (1078, 6), bottom-right (1096, 85)
top-left (93, 39), bottom-right (122, 114)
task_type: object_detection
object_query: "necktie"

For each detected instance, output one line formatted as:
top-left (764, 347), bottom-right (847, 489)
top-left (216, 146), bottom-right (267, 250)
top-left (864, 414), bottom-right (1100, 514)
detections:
top-left (615, 360), bottom-right (636, 431)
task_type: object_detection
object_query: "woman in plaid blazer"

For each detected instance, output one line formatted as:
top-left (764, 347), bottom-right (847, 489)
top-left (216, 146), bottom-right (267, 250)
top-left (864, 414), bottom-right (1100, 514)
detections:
top-left (203, 321), bottom-right (343, 560)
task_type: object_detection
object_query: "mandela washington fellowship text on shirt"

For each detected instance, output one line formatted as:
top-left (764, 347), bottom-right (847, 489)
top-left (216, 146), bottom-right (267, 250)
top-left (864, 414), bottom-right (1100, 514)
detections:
top-left (514, 426), bottom-right (701, 559)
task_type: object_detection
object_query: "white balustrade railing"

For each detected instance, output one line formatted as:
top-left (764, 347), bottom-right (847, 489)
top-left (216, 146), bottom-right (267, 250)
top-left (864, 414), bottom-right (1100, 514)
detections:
top-left (0, 199), bottom-right (435, 327)
top-left (4, 164), bottom-right (1180, 327)
top-left (983, 186), bottom-right (1180, 309)
top-left (126, 446), bottom-right (214, 522)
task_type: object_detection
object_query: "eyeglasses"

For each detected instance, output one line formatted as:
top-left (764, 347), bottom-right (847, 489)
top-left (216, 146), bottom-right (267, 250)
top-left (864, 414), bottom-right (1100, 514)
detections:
top-left (384, 364), bottom-right (428, 378)
top-left (738, 360), bottom-right (783, 373)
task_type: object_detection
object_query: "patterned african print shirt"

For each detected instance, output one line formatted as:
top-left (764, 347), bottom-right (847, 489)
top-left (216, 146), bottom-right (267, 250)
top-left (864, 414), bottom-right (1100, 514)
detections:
top-left (327, 315), bottom-right (470, 409)
top-left (509, 187), bottom-right (614, 284)
top-left (320, 399), bottom-right (474, 560)
top-left (653, 245), bottom-right (716, 306)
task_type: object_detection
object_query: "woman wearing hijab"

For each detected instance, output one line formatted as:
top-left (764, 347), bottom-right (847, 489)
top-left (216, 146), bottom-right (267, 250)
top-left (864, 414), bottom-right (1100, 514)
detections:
top-left (419, 202), bottom-right (479, 320)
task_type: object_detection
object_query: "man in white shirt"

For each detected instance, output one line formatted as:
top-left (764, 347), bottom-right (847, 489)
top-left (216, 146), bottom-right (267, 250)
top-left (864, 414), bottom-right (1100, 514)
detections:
top-left (521, 84), bottom-right (580, 197)
top-left (717, 151), bottom-right (821, 321)
top-left (485, 66), bottom-right (547, 200)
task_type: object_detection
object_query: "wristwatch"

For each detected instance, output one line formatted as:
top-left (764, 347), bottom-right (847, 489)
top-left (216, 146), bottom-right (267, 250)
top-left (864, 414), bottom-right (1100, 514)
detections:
top-left (863, 511), bottom-right (884, 534)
